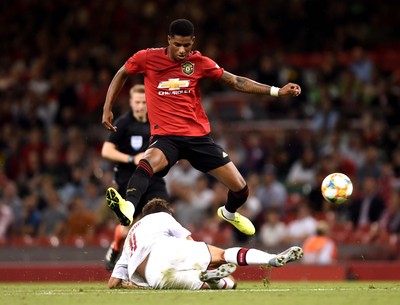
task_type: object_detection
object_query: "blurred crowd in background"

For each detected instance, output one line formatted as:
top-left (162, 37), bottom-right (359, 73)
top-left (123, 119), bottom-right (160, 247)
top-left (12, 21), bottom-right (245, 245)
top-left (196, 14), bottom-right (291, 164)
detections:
top-left (1, 0), bottom-right (400, 263)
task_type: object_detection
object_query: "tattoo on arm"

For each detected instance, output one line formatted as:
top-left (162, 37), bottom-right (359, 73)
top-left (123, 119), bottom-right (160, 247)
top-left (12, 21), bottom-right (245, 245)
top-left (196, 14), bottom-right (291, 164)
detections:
top-left (220, 71), bottom-right (270, 95)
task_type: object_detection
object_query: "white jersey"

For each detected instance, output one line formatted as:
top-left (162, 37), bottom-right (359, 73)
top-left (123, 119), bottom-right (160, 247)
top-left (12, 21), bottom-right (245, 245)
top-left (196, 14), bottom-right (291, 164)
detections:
top-left (123, 212), bottom-right (191, 280)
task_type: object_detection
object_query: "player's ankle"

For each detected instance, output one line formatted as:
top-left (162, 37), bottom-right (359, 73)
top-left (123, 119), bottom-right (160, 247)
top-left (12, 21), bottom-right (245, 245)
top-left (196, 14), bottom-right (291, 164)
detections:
top-left (221, 206), bottom-right (235, 220)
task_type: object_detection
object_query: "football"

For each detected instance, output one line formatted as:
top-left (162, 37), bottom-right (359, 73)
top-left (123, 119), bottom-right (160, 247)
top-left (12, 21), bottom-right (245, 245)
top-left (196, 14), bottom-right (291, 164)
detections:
top-left (321, 173), bottom-right (353, 204)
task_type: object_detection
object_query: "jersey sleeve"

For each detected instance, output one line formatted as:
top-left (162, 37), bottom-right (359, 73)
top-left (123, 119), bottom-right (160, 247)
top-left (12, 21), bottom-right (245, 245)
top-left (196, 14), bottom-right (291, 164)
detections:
top-left (125, 49), bottom-right (147, 74)
top-left (201, 55), bottom-right (224, 80)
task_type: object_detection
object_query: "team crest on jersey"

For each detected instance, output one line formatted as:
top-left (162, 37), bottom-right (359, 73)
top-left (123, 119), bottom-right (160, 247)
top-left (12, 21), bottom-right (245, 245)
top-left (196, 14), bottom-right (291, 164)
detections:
top-left (181, 61), bottom-right (194, 75)
top-left (130, 136), bottom-right (143, 150)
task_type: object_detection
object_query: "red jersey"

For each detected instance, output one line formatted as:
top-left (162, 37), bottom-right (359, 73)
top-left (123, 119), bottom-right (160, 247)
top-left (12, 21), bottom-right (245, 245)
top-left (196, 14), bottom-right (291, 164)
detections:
top-left (125, 48), bottom-right (224, 136)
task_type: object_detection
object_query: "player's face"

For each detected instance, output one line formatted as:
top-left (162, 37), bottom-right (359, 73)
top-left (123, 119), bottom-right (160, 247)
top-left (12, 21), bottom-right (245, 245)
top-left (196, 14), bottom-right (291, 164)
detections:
top-left (167, 35), bottom-right (195, 62)
top-left (130, 92), bottom-right (147, 122)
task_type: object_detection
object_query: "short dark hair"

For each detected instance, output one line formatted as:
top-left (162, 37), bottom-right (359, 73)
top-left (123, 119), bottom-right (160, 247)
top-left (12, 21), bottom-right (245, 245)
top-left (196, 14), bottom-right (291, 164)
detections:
top-left (142, 198), bottom-right (173, 216)
top-left (169, 19), bottom-right (194, 37)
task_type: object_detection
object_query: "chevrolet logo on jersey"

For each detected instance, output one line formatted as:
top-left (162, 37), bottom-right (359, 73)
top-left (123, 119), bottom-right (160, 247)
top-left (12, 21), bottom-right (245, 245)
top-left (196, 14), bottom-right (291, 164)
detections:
top-left (158, 78), bottom-right (190, 91)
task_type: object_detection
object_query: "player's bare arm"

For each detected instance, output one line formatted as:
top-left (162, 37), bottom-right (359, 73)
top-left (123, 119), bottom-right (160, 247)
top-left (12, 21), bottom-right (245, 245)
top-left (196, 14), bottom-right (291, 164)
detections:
top-left (219, 71), bottom-right (301, 97)
top-left (102, 65), bottom-right (130, 131)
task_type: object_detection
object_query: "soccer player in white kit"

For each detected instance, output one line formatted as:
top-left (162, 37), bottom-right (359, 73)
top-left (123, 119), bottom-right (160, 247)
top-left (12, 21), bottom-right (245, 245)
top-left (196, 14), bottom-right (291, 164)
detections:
top-left (108, 198), bottom-right (303, 290)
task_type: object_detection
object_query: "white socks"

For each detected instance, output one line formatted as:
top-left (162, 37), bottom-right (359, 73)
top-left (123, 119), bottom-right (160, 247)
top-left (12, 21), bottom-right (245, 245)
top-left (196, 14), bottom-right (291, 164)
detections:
top-left (221, 206), bottom-right (235, 220)
top-left (127, 200), bottom-right (135, 216)
top-left (206, 277), bottom-right (236, 289)
top-left (224, 247), bottom-right (275, 266)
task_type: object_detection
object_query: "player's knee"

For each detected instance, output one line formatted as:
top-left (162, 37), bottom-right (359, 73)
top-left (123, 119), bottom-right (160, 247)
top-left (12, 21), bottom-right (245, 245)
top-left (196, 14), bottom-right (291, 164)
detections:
top-left (208, 245), bottom-right (226, 265)
top-left (143, 149), bottom-right (168, 172)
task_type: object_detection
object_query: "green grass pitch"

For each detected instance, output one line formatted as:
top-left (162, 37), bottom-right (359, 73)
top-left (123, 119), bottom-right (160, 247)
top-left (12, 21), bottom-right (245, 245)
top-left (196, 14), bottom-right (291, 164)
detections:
top-left (1, 282), bottom-right (400, 305)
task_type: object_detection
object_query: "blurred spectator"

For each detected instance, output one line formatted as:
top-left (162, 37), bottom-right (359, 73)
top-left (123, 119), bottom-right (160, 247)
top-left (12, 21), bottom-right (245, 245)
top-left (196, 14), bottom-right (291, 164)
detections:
top-left (58, 166), bottom-right (85, 204)
top-left (190, 175), bottom-right (215, 217)
top-left (82, 178), bottom-right (104, 211)
top-left (21, 192), bottom-right (42, 239)
top-left (20, 127), bottom-right (47, 178)
top-left (379, 162), bottom-right (396, 204)
top-left (173, 184), bottom-right (200, 230)
top-left (380, 188), bottom-right (400, 235)
top-left (174, 174), bottom-right (215, 230)
top-left (62, 196), bottom-right (98, 244)
top-left (259, 207), bottom-right (287, 248)
top-left (165, 160), bottom-right (202, 200)
top-left (255, 164), bottom-right (287, 216)
top-left (42, 146), bottom-right (70, 188)
top-left (37, 190), bottom-right (67, 241)
top-left (349, 46), bottom-right (374, 84)
top-left (309, 94), bottom-right (339, 136)
top-left (243, 134), bottom-right (267, 174)
top-left (270, 146), bottom-right (293, 183)
top-left (0, 199), bottom-right (14, 243)
top-left (302, 220), bottom-right (338, 265)
top-left (317, 130), bottom-right (358, 180)
top-left (285, 200), bottom-right (317, 245)
top-left (286, 146), bottom-right (317, 192)
top-left (1, 181), bottom-right (23, 233)
top-left (346, 176), bottom-right (386, 228)
top-left (256, 54), bottom-right (279, 86)
top-left (390, 148), bottom-right (400, 189)
top-left (338, 131), bottom-right (366, 170)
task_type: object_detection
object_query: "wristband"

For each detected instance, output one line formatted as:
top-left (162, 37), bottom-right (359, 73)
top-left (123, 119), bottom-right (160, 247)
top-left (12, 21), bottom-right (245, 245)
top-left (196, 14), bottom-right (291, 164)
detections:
top-left (127, 155), bottom-right (135, 163)
top-left (270, 86), bottom-right (280, 97)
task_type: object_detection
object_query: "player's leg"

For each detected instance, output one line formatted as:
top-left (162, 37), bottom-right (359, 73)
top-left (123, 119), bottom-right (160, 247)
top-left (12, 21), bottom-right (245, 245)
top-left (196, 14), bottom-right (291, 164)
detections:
top-left (125, 147), bottom-right (169, 203)
top-left (208, 162), bottom-right (255, 235)
top-left (224, 245), bottom-right (303, 267)
top-left (200, 243), bottom-right (302, 289)
top-left (199, 263), bottom-right (237, 282)
top-left (106, 170), bottom-right (133, 226)
top-left (107, 144), bottom-right (172, 226)
top-left (185, 135), bottom-right (255, 235)
top-left (144, 239), bottom-right (218, 289)
top-left (136, 176), bottom-right (169, 214)
top-left (207, 244), bottom-right (303, 268)
top-left (201, 274), bottom-right (237, 289)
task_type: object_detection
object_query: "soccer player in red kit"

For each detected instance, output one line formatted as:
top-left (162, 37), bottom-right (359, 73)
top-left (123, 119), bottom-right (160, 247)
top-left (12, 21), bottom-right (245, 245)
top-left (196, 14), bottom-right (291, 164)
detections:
top-left (102, 19), bottom-right (301, 235)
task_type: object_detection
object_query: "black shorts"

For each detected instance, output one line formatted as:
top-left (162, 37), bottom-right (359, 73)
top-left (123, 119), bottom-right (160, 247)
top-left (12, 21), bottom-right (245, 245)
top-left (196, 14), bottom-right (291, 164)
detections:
top-left (149, 134), bottom-right (231, 177)
top-left (115, 169), bottom-right (169, 217)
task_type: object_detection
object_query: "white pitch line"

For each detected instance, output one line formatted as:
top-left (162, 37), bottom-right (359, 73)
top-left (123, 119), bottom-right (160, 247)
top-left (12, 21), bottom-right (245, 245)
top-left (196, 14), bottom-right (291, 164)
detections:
top-left (3, 287), bottom-right (399, 296)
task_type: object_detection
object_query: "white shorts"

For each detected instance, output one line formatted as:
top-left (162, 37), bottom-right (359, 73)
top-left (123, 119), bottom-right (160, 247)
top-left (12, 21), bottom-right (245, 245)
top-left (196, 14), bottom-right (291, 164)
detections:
top-left (144, 239), bottom-right (211, 290)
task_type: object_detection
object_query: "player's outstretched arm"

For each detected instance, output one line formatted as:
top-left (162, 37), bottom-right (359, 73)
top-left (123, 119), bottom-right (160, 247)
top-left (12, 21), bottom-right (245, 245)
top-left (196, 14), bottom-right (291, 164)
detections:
top-left (102, 65), bottom-right (130, 131)
top-left (219, 70), bottom-right (301, 97)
